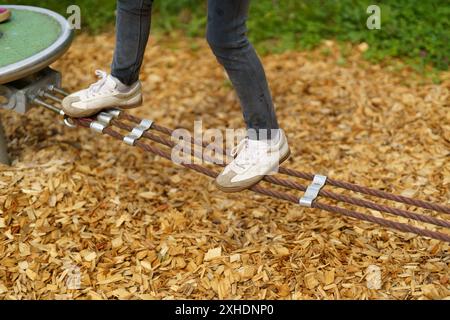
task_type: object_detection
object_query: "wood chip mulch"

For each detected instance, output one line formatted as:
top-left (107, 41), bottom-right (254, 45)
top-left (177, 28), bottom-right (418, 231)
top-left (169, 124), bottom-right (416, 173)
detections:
top-left (0, 33), bottom-right (449, 299)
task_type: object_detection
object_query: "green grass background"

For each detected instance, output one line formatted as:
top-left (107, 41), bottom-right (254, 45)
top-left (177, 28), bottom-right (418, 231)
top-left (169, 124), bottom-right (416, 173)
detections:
top-left (4, 0), bottom-right (449, 71)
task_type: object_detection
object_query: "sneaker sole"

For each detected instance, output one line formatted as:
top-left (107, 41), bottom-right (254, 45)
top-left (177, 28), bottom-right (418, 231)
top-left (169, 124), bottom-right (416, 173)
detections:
top-left (63, 95), bottom-right (143, 118)
top-left (214, 147), bottom-right (291, 193)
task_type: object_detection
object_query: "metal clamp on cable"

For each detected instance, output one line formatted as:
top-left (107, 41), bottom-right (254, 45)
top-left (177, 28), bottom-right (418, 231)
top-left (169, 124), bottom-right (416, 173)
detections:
top-left (299, 174), bottom-right (327, 207)
top-left (97, 111), bottom-right (117, 125)
top-left (92, 109), bottom-right (122, 131)
top-left (106, 108), bottom-right (122, 118)
top-left (90, 121), bottom-right (106, 134)
top-left (123, 119), bottom-right (153, 146)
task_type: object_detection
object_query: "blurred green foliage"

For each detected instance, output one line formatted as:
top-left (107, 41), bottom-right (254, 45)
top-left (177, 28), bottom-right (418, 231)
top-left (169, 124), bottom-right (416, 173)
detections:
top-left (4, 0), bottom-right (449, 70)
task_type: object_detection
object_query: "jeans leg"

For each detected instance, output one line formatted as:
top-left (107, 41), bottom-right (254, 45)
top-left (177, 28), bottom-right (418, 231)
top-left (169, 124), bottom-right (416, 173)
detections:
top-left (206, 0), bottom-right (279, 140)
top-left (111, 0), bottom-right (153, 85)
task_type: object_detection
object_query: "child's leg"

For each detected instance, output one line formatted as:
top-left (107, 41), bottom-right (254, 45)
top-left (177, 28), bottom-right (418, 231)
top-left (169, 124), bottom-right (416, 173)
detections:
top-left (111, 0), bottom-right (154, 86)
top-left (206, 0), bottom-right (279, 140)
top-left (61, 0), bottom-right (152, 117)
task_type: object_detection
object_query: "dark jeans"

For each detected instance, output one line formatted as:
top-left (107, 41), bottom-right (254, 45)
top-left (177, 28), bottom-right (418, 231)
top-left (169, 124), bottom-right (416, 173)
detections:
top-left (111, 0), bottom-right (279, 138)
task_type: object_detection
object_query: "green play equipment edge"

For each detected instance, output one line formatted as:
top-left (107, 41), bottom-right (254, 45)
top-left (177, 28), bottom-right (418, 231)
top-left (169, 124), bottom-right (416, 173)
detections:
top-left (0, 5), bottom-right (73, 84)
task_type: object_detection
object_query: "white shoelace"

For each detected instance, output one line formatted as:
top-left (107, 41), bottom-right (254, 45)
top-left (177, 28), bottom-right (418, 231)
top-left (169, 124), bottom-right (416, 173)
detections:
top-left (230, 137), bottom-right (265, 173)
top-left (86, 70), bottom-right (113, 97)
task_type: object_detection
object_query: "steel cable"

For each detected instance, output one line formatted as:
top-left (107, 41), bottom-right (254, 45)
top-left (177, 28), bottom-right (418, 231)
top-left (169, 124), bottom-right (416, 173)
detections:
top-left (70, 116), bottom-right (450, 243)
top-left (38, 91), bottom-right (450, 242)
top-left (119, 113), bottom-right (450, 215)
top-left (112, 118), bottom-right (450, 229)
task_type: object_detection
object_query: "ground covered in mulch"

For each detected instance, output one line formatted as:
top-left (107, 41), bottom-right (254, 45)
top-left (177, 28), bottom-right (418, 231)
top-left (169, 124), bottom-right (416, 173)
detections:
top-left (1, 33), bottom-right (449, 299)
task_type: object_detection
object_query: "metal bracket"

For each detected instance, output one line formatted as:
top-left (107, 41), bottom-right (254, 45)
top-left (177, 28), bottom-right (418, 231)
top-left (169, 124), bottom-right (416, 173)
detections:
top-left (299, 174), bottom-right (327, 207)
top-left (0, 67), bottom-right (62, 113)
top-left (123, 119), bottom-right (153, 146)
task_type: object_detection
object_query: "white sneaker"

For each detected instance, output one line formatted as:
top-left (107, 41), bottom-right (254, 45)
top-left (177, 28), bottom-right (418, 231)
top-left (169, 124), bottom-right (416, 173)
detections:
top-left (215, 130), bottom-right (290, 192)
top-left (62, 70), bottom-right (142, 117)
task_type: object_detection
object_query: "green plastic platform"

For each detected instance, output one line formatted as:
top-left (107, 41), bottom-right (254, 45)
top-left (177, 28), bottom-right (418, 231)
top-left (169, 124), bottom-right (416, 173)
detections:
top-left (0, 5), bottom-right (73, 84)
top-left (0, 5), bottom-right (74, 165)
